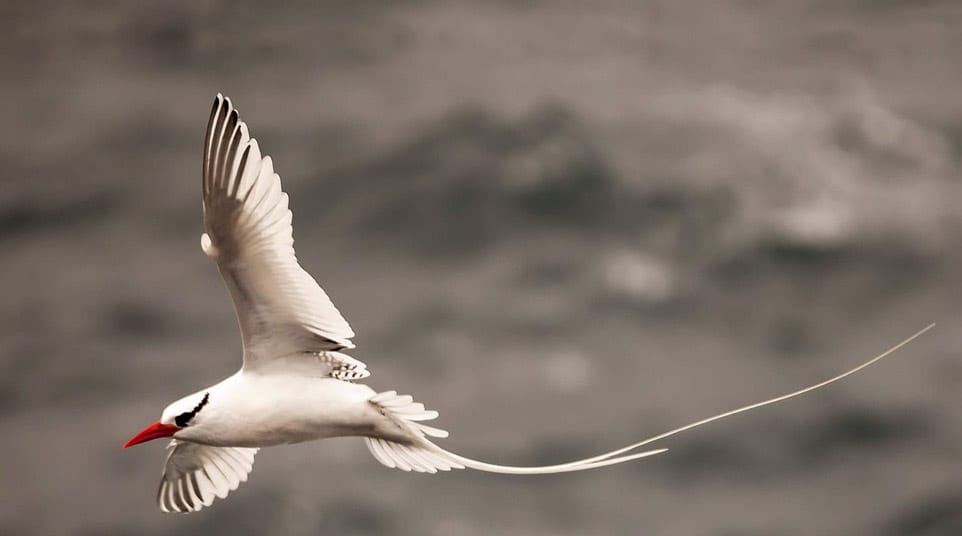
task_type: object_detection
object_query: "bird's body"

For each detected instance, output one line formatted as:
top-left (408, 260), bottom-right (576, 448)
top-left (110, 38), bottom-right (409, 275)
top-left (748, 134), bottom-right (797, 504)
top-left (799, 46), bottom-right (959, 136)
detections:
top-left (124, 94), bottom-right (933, 514)
top-left (164, 372), bottom-right (380, 448)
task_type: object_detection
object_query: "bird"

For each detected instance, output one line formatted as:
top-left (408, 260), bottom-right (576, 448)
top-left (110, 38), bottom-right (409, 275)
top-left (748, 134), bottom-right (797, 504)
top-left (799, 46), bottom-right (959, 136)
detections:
top-left (124, 94), bottom-right (935, 513)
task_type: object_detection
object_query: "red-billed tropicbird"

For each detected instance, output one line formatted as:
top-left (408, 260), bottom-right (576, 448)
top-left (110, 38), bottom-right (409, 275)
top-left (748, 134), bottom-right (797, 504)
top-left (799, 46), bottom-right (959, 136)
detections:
top-left (124, 94), bottom-right (934, 513)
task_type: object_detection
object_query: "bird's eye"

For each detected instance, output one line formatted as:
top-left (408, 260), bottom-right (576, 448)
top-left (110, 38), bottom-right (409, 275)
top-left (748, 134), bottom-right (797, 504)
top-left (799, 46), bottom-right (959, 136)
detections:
top-left (175, 392), bottom-right (210, 427)
top-left (174, 412), bottom-right (192, 427)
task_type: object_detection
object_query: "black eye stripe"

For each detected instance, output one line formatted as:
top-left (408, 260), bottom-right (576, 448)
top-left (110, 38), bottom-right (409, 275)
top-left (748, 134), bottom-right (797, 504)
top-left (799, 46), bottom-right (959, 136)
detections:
top-left (175, 392), bottom-right (210, 427)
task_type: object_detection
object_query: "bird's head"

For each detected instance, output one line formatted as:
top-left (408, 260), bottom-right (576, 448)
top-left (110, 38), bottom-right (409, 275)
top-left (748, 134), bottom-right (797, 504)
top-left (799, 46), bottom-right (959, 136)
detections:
top-left (123, 391), bottom-right (211, 448)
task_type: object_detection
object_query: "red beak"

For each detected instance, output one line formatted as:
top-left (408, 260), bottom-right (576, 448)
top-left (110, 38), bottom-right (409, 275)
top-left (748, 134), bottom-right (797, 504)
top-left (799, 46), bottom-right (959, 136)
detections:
top-left (124, 421), bottom-right (179, 448)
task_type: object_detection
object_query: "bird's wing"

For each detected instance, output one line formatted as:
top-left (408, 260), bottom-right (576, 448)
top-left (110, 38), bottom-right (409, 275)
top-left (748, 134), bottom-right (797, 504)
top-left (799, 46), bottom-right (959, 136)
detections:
top-left (157, 440), bottom-right (258, 513)
top-left (202, 94), bottom-right (363, 375)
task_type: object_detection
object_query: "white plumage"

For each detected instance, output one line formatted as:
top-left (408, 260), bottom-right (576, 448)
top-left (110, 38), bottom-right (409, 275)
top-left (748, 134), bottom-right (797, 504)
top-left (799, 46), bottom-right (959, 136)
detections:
top-left (124, 94), bottom-right (933, 514)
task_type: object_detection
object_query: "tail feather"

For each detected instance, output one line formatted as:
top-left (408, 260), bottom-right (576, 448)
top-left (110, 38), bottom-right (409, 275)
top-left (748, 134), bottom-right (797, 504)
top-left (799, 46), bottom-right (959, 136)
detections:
top-left (363, 437), bottom-right (465, 473)
top-left (365, 323), bottom-right (934, 476)
top-left (425, 443), bottom-right (668, 475)
top-left (366, 390), bottom-right (665, 475)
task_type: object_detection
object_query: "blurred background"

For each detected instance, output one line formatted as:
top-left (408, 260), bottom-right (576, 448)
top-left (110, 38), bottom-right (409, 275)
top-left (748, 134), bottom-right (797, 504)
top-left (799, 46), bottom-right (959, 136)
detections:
top-left (2, 1), bottom-right (961, 534)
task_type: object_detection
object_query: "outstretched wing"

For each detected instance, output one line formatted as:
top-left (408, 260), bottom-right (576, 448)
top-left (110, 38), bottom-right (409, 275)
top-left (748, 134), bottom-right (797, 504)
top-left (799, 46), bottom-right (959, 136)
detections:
top-left (202, 94), bottom-right (364, 377)
top-left (157, 440), bottom-right (258, 513)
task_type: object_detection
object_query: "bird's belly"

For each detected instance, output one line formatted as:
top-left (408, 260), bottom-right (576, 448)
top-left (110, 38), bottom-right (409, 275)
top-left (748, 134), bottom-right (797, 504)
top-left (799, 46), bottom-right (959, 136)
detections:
top-left (238, 409), bottom-right (376, 447)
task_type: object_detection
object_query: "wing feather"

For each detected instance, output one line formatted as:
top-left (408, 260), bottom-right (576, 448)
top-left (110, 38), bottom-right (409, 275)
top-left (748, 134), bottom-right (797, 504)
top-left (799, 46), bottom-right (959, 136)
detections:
top-left (201, 94), bottom-right (361, 373)
top-left (158, 440), bottom-right (259, 513)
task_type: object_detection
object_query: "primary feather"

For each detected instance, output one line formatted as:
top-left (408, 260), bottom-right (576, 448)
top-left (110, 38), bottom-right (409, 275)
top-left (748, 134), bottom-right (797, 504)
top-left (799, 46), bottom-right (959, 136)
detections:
top-left (201, 94), bottom-right (363, 377)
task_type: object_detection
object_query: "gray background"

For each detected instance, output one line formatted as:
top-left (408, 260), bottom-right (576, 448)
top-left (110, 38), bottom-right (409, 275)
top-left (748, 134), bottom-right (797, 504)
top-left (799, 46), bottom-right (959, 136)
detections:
top-left (2, 1), bottom-right (960, 535)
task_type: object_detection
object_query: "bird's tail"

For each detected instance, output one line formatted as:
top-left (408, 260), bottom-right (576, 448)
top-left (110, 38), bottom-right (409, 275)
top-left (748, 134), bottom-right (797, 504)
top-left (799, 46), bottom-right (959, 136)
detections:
top-left (364, 390), bottom-right (666, 474)
top-left (365, 323), bottom-right (934, 475)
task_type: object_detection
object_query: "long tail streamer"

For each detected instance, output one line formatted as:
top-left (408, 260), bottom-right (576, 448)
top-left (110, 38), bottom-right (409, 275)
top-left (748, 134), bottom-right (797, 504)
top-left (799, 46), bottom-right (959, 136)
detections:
top-left (369, 323), bottom-right (934, 475)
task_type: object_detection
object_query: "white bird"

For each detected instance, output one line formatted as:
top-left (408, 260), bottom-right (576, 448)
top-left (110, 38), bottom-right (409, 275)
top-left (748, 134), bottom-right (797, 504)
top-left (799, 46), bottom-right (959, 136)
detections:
top-left (124, 94), bottom-right (934, 513)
